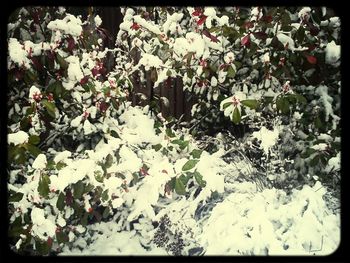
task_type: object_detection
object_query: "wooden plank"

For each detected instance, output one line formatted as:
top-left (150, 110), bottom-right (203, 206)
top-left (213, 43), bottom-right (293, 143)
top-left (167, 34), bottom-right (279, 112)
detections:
top-left (175, 76), bottom-right (184, 119)
top-left (161, 78), bottom-right (170, 118)
top-left (168, 77), bottom-right (176, 117)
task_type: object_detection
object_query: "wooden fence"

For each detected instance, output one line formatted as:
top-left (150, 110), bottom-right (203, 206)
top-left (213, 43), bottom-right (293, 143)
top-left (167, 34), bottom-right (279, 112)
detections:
top-left (98, 8), bottom-right (194, 121)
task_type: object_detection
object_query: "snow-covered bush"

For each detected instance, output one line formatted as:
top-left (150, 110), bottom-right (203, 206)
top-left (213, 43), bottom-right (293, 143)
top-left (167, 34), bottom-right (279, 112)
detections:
top-left (115, 6), bottom-right (340, 187)
top-left (7, 6), bottom-right (340, 256)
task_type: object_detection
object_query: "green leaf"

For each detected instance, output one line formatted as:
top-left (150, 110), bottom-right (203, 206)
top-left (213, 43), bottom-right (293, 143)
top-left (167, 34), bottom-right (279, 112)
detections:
top-left (276, 97), bottom-right (290, 114)
top-left (35, 238), bottom-right (50, 255)
top-left (295, 94), bottom-right (307, 104)
top-left (73, 180), bottom-right (84, 199)
top-left (102, 207), bottom-right (110, 219)
top-left (241, 99), bottom-right (259, 110)
top-left (110, 130), bottom-right (120, 138)
top-left (56, 192), bottom-right (65, 211)
top-left (38, 174), bottom-right (50, 198)
top-left (105, 154), bottom-right (113, 168)
top-left (179, 174), bottom-right (191, 186)
top-left (56, 53), bottom-right (68, 69)
top-left (9, 191), bottom-right (24, 202)
top-left (171, 139), bottom-right (189, 150)
top-left (175, 177), bottom-right (186, 195)
top-left (81, 212), bottom-right (89, 226)
top-left (56, 231), bottom-right (69, 244)
top-left (25, 143), bottom-right (42, 157)
top-left (152, 144), bottom-right (162, 151)
top-left (101, 189), bottom-right (109, 202)
top-left (194, 171), bottom-right (206, 187)
top-left (190, 149), bottom-right (203, 159)
top-left (223, 102), bottom-right (232, 109)
top-left (84, 184), bottom-right (94, 194)
top-left (232, 107), bottom-right (241, 124)
top-left (171, 139), bottom-right (184, 145)
top-left (56, 161), bottom-right (67, 170)
top-left (182, 160), bottom-right (199, 171)
top-left (227, 65), bottom-right (236, 78)
top-left (314, 117), bottom-right (323, 130)
top-left (166, 128), bottom-right (176, 138)
top-left (28, 135), bottom-right (40, 145)
top-left (310, 155), bottom-right (320, 167)
top-left (47, 81), bottom-right (64, 98)
top-left (42, 99), bottom-right (56, 118)
top-left (94, 170), bottom-right (104, 183)
top-left (168, 177), bottom-right (176, 191)
top-left (295, 26), bottom-right (305, 44)
top-left (46, 160), bottom-right (55, 170)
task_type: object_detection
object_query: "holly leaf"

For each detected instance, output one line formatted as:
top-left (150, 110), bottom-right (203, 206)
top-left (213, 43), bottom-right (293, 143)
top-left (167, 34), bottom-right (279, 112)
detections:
top-left (8, 191), bottom-right (24, 202)
top-left (56, 53), bottom-right (68, 70)
top-left (35, 238), bottom-right (50, 255)
top-left (73, 180), bottom-right (84, 199)
top-left (56, 231), bottom-right (69, 244)
top-left (56, 192), bottom-right (65, 211)
top-left (38, 174), bottom-right (50, 198)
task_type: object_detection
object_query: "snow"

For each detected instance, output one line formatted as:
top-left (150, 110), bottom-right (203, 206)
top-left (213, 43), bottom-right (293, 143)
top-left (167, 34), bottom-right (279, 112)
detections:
top-left (163, 12), bottom-right (183, 35)
top-left (83, 119), bottom-right (95, 135)
top-left (325, 152), bottom-right (340, 173)
top-left (54, 150), bottom-right (72, 163)
top-left (8, 130), bottom-right (29, 145)
top-left (224, 52), bottom-right (235, 64)
top-left (325, 41), bottom-right (340, 65)
top-left (94, 15), bottom-right (102, 27)
top-left (32, 154), bottom-right (47, 169)
top-left (31, 207), bottom-right (57, 240)
top-left (136, 53), bottom-right (163, 71)
top-left (133, 15), bottom-right (162, 35)
top-left (199, 182), bottom-right (340, 255)
top-left (298, 7), bottom-right (311, 21)
top-left (262, 52), bottom-right (270, 63)
top-left (60, 224), bottom-right (167, 255)
top-left (66, 56), bottom-right (84, 85)
top-left (311, 143), bottom-right (328, 151)
top-left (252, 126), bottom-right (280, 155)
top-left (315, 85), bottom-right (337, 123)
top-left (8, 38), bottom-right (31, 68)
top-left (7, 103), bottom-right (340, 256)
top-left (29, 85), bottom-right (42, 102)
top-left (71, 115), bottom-right (82, 127)
top-left (47, 14), bottom-right (83, 36)
top-left (220, 92), bottom-right (247, 118)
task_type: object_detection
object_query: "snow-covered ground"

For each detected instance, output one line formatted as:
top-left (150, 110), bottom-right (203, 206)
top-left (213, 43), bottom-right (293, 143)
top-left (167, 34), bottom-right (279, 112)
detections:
top-left (54, 105), bottom-right (340, 256)
top-left (59, 181), bottom-right (340, 256)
